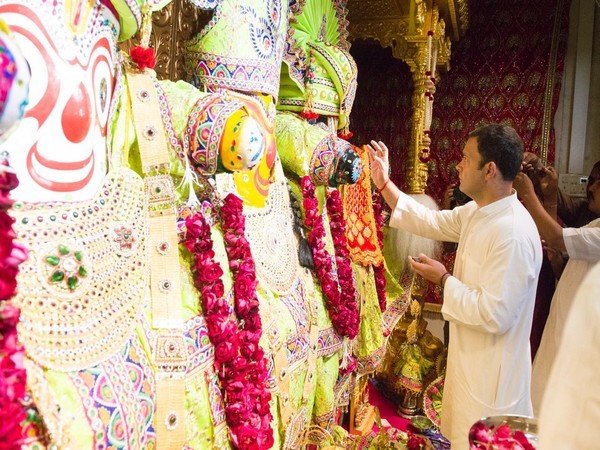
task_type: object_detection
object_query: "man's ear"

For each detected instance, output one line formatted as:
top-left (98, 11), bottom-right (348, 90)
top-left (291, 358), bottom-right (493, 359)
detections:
top-left (485, 161), bottom-right (497, 179)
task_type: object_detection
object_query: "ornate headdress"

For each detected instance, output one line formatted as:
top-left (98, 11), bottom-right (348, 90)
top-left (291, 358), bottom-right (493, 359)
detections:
top-left (278, 0), bottom-right (357, 135)
top-left (184, 0), bottom-right (289, 100)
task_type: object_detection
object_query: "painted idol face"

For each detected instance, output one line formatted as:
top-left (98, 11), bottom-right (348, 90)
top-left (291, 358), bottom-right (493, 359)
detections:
top-left (0, 0), bottom-right (120, 202)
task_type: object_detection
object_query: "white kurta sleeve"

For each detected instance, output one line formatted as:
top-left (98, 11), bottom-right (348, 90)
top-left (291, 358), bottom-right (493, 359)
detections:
top-left (563, 220), bottom-right (600, 262)
top-left (442, 237), bottom-right (537, 334)
top-left (389, 191), bottom-right (465, 243)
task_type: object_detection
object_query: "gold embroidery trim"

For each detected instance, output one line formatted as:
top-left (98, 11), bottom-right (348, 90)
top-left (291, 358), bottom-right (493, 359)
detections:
top-left (126, 69), bottom-right (182, 329)
top-left (126, 67), bottom-right (186, 449)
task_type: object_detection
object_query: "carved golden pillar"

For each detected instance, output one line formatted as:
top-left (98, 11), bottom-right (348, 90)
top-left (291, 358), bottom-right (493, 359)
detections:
top-left (403, 33), bottom-right (431, 194)
top-left (348, 0), bottom-right (465, 193)
top-left (401, 5), bottom-right (451, 193)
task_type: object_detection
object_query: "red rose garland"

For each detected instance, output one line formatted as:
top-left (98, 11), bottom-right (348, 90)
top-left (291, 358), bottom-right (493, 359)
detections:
top-left (325, 188), bottom-right (360, 337)
top-left (0, 162), bottom-right (28, 448)
top-left (371, 189), bottom-right (387, 312)
top-left (183, 193), bottom-right (273, 450)
top-left (300, 176), bottom-right (359, 339)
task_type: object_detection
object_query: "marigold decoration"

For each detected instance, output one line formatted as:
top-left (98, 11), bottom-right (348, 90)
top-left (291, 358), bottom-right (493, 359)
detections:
top-left (300, 176), bottom-right (359, 340)
top-left (183, 195), bottom-right (273, 450)
top-left (0, 161), bottom-right (28, 449)
top-left (371, 189), bottom-right (387, 312)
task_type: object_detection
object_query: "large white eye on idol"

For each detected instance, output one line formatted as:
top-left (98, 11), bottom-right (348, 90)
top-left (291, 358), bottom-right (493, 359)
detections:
top-left (220, 108), bottom-right (266, 172)
top-left (0, 20), bottom-right (31, 144)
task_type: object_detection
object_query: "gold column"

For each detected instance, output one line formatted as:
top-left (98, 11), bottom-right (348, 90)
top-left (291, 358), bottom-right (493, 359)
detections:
top-left (347, 0), bottom-right (463, 193)
top-left (401, 5), bottom-right (450, 193)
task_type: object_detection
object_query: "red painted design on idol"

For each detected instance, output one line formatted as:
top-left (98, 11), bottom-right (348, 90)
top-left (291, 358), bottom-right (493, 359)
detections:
top-left (1, 3), bottom-right (114, 194)
top-left (62, 83), bottom-right (92, 144)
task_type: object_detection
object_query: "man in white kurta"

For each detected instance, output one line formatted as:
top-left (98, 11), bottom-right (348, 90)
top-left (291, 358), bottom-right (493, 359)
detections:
top-left (514, 167), bottom-right (600, 413)
top-left (539, 260), bottom-right (600, 449)
top-left (369, 124), bottom-right (542, 449)
top-left (531, 222), bottom-right (600, 411)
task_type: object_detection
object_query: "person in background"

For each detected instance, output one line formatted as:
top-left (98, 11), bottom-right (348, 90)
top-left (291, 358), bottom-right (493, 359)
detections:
top-left (522, 152), bottom-right (599, 228)
top-left (513, 162), bottom-right (600, 415)
top-left (368, 123), bottom-right (542, 449)
top-left (538, 259), bottom-right (600, 450)
top-left (518, 157), bottom-right (563, 359)
top-left (442, 183), bottom-right (473, 211)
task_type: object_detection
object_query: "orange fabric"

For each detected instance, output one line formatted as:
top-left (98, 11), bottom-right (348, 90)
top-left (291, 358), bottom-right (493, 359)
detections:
top-left (342, 145), bottom-right (383, 266)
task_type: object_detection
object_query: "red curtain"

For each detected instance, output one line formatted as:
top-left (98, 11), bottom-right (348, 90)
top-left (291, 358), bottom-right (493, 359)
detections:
top-left (349, 0), bottom-right (570, 206)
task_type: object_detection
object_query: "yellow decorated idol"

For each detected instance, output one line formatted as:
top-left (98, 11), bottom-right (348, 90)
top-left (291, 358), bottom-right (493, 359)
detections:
top-left (219, 107), bottom-right (266, 172)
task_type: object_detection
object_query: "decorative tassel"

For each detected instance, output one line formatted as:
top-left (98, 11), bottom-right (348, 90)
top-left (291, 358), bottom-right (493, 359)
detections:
top-left (300, 109), bottom-right (319, 121)
top-left (176, 158), bottom-right (201, 210)
top-left (338, 337), bottom-right (357, 374)
top-left (301, 53), bottom-right (318, 121)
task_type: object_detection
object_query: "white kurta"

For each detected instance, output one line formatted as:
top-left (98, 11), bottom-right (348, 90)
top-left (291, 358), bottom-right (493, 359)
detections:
top-left (531, 219), bottom-right (600, 414)
top-left (539, 260), bottom-right (600, 449)
top-left (390, 191), bottom-right (542, 449)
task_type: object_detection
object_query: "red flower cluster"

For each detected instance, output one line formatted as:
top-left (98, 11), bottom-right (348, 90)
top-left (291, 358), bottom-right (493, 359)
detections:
top-left (407, 432), bottom-right (427, 450)
top-left (469, 421), bottom-right (536, 450)
top-left (184, 194), bottom-right (273, 449)
top-left (371, 190), bottom-right (387, 312)
top-left (221, 194), bottom-right (273, 450)
top-left (0, 302), bottom-right (26, 449)
top-left (300, 110), bottom-right (319, 120)
top-left (337, 131), bottom-right (354, 140)
top-left (0, 161), bottom-right (27, 449)
top-left (129, 46), bottom-right (156, 70)
top-left (301, 176), bottom-right (359, 339)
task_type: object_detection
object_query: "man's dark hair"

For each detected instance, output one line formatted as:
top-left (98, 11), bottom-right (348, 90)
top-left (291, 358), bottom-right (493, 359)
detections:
top-left (469, 123), bottom-right (523, 181)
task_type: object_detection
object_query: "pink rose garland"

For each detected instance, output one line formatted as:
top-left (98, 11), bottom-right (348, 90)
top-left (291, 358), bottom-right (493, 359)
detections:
top-left (371, 189), bottom-right (387, 312)
top-left (183, 193), bottom-right (273, 450)
top-left (0, 162), bottom-right (28, 449)
top-left (469, 421), bottom-right (536, 450)
top-left (300, 176), bottom-right (359, 339)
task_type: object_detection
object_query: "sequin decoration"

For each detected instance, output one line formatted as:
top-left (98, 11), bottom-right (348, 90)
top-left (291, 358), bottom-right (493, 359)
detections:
top-left (243, 178), bottom-right (299, 294)
top-left (10, 167), bottom-right (148, 372)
